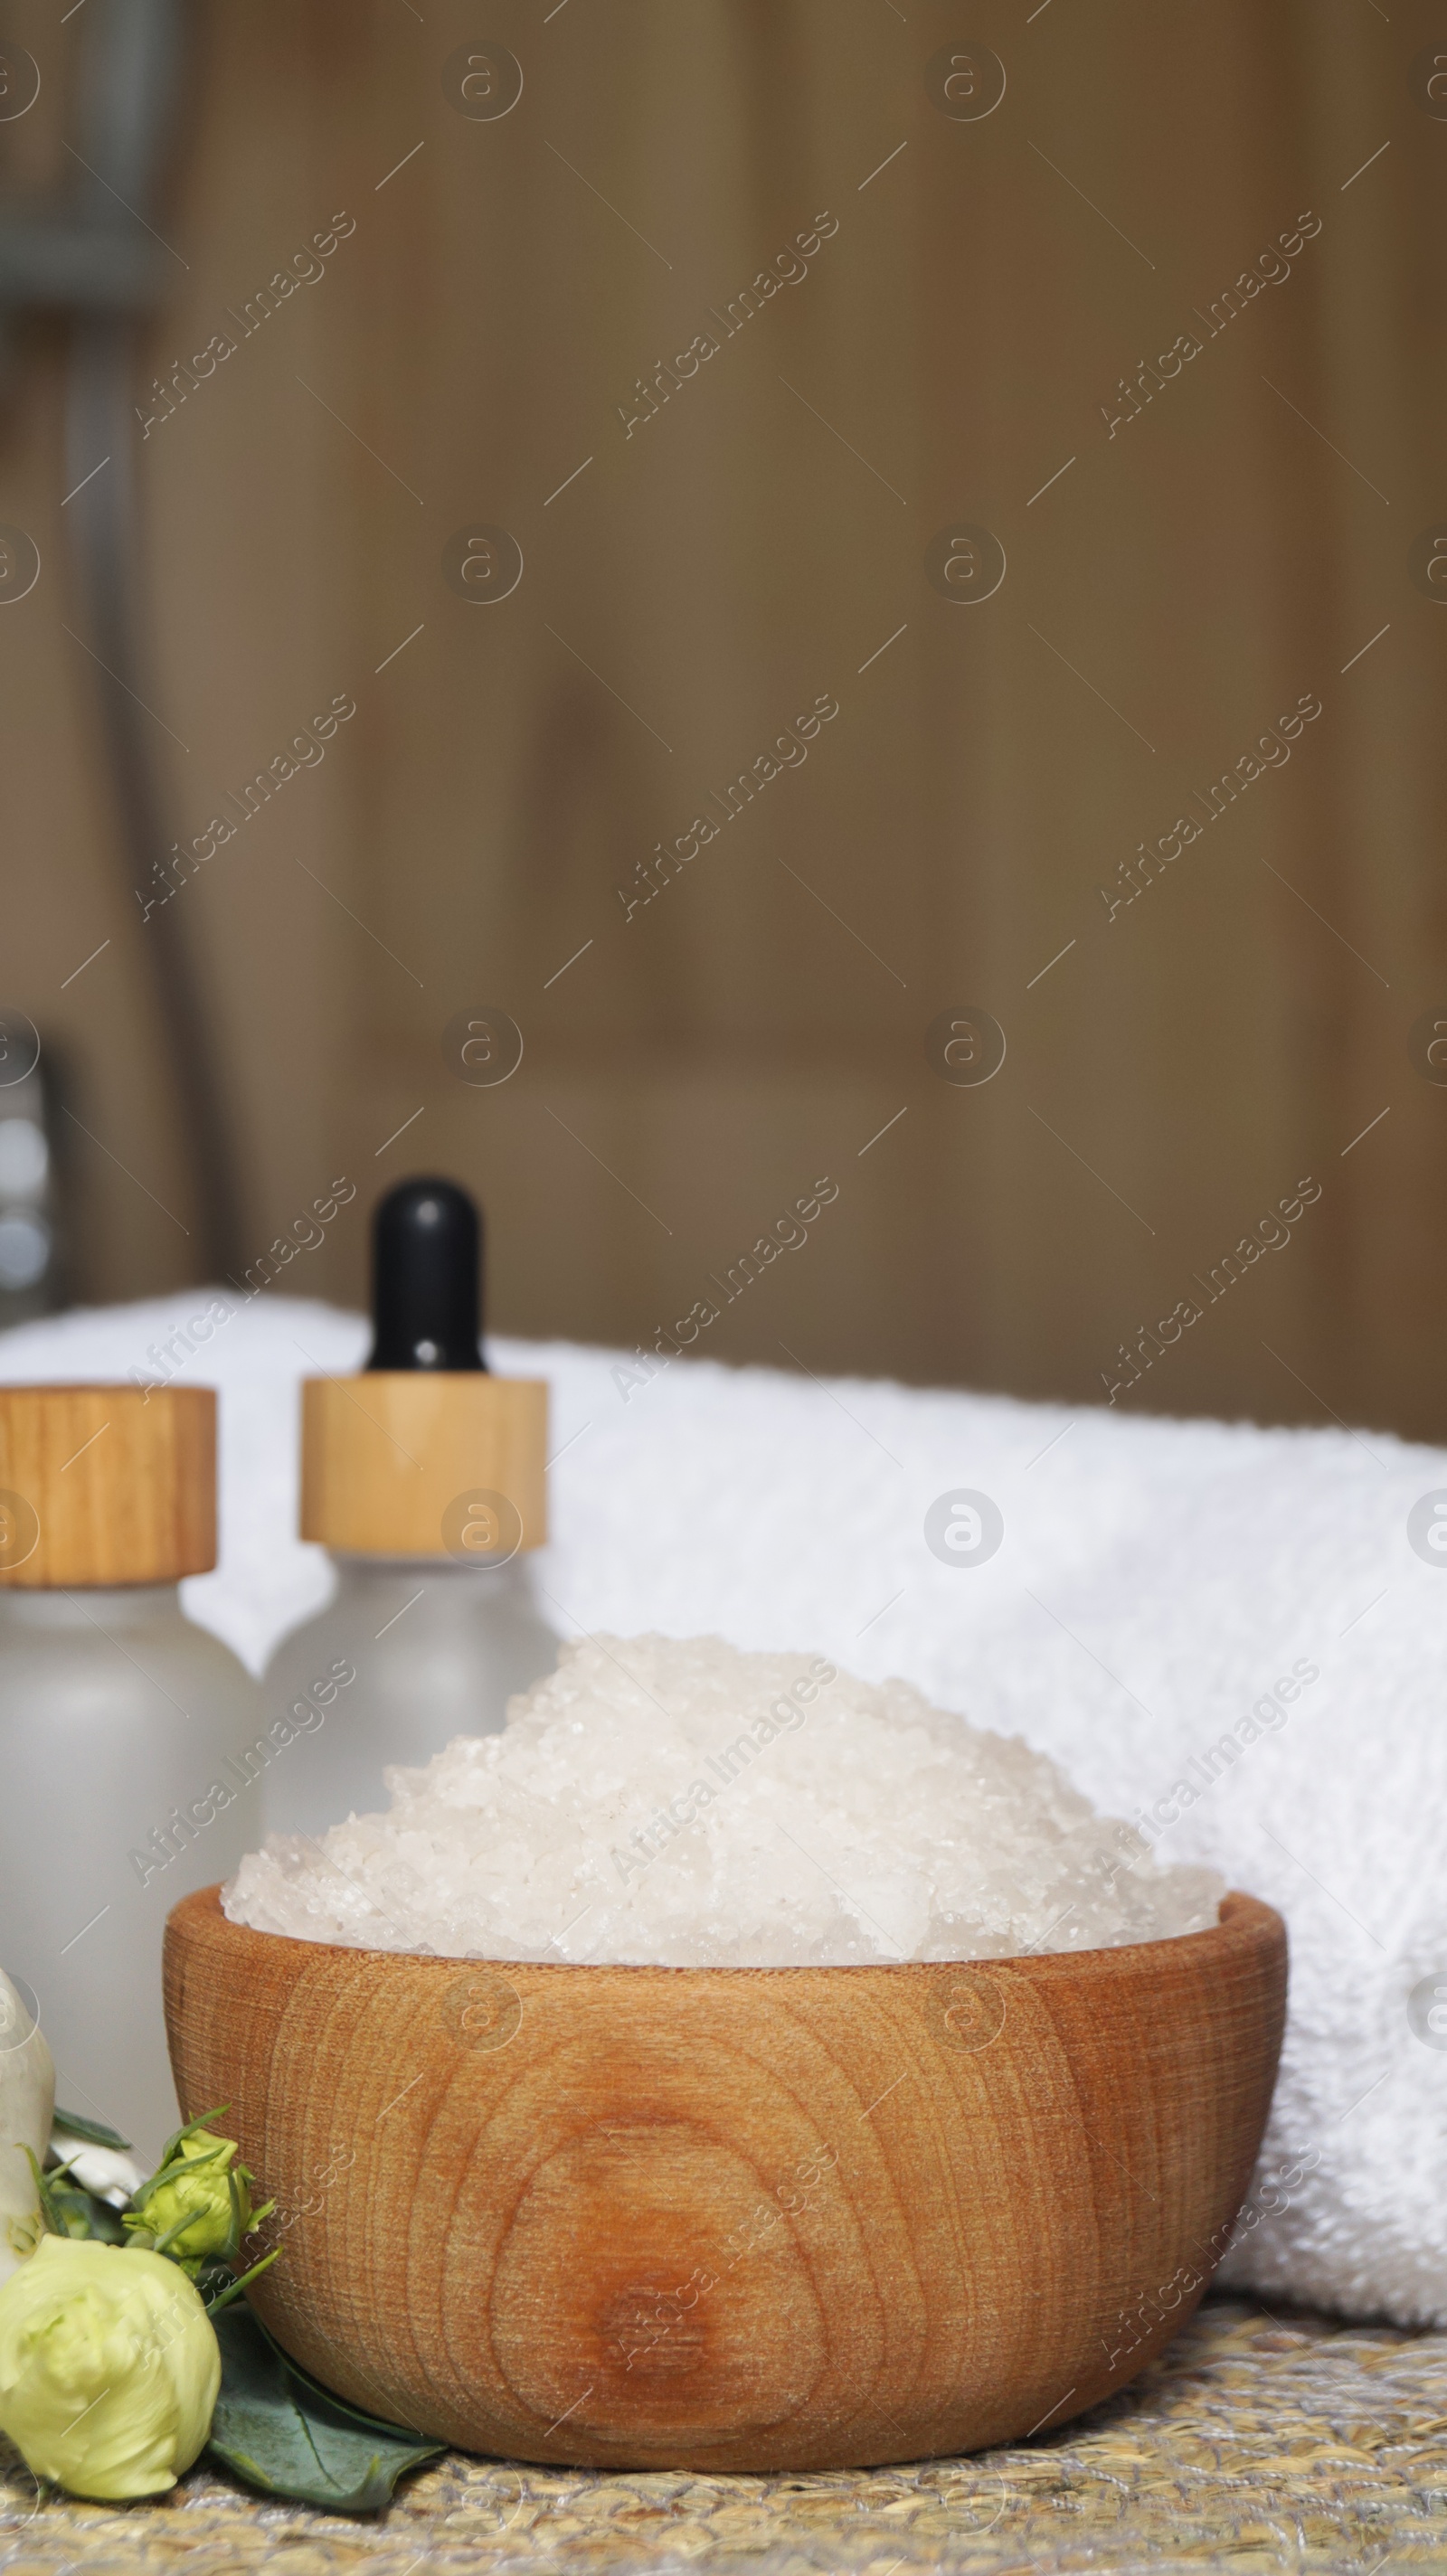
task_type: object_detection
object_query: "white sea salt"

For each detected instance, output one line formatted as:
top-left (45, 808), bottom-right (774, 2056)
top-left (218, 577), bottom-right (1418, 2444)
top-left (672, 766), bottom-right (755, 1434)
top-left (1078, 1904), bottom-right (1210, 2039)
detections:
top-left (222, 1633), bottom-right (1224, 1966)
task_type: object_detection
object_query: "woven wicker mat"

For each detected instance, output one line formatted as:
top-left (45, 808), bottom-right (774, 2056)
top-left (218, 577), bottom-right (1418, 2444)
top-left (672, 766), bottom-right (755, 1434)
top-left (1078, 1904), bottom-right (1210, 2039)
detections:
top-left (3, 2297), bottom-right (1445, 2574)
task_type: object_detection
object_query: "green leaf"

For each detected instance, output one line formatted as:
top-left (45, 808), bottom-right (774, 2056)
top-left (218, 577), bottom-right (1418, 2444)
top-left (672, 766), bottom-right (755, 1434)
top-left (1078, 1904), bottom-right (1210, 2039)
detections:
top-left (246, 2310), bottom-right (434, 2442)
top-left (53, 2184), bottom-right (127, 2244)
top-left (152, 2103), bottom-right (231, 2174)
top-left (199, 2245), bottom-right (281, 2312)
top-left (28, 2147), bottom-right (146, 2244)
top-left (51, 2109), bottom-right (133, 2151)
top-left (206, 2305), bottom-right (445, 2514)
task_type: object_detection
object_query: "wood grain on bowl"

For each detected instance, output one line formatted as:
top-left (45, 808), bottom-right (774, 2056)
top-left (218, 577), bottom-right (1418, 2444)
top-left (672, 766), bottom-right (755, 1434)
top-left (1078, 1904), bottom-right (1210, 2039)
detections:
top-left (164, 1888), bottom-right (1286, 2472)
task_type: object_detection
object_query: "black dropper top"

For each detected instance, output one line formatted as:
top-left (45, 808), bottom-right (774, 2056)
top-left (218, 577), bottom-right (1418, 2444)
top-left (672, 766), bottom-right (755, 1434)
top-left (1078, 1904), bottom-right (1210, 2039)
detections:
top-left (365, 1177), bottom-right (487, 1372)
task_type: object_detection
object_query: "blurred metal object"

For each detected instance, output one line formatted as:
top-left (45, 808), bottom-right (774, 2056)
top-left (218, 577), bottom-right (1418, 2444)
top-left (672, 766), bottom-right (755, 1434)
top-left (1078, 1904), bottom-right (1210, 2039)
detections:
top-left (0, 0), bottom-right (245, 1283)
top-left (0, 218), bottom-right (161, 345)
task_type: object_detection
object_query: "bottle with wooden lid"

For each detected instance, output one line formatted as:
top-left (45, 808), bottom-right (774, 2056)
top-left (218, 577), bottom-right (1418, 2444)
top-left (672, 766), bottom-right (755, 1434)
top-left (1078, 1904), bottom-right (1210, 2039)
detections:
top-left (0, 1383), bottom-right (259, 2162)
top-left (261, 1178), bottom-right (557, 1842)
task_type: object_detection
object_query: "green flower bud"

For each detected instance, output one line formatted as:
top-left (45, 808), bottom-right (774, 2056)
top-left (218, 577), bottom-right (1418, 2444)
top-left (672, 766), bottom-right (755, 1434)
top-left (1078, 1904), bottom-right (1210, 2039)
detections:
top-left (0, 2236), bottom-right (219, 2497)
top-left (124, 2127), bottom-right (259, 2274)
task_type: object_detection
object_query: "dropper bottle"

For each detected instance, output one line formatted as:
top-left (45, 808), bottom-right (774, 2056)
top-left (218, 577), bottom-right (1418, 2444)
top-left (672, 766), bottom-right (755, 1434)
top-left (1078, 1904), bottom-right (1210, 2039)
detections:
top-left (0, 1384), bottom-right (257, 2163)
top-left (260, 1178), bottom-right (557, 1840)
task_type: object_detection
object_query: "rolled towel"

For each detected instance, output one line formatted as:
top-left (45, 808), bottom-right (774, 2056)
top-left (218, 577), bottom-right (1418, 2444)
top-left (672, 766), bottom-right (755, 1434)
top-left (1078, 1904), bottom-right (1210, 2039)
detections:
top-left (3, 1291), bottom-right (1442, 2325)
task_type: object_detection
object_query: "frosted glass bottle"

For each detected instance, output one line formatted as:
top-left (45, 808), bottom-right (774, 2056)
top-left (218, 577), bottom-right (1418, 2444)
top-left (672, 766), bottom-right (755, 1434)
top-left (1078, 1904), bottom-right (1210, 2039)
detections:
top-left (0, 1387), bottom-right (259, 2167)
top-left (261, 1177), bottom-right (557, 1842)
top-left (262, 1553), bottom-right (556, 1840)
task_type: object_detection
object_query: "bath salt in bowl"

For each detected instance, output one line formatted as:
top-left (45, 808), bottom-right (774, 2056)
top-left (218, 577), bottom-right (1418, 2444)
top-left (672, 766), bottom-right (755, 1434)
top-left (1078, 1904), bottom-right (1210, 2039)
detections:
top-left (168, 1637), bottom-right (1287, 2472)
top-left (222, 1634), bottom-right (1225, 1965)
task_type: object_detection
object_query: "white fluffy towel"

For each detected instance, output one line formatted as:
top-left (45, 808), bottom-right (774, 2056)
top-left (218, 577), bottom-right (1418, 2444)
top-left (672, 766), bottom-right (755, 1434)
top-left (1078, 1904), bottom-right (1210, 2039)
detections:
top-left (3, 1292), bottom-right (1444, 2329)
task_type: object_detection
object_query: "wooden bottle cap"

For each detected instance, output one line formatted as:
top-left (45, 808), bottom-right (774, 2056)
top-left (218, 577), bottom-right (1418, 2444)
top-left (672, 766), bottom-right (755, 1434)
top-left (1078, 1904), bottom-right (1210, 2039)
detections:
top-left (299, 1374), bottom-right (548, 1559)
top-left (0, 1384), bottom-right (217, 1588)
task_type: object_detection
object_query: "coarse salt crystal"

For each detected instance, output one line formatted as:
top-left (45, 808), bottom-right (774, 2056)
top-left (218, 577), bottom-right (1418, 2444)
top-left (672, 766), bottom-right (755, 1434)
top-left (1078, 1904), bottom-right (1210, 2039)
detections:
top-left (222, 1633), bottom-right (1224, 1965)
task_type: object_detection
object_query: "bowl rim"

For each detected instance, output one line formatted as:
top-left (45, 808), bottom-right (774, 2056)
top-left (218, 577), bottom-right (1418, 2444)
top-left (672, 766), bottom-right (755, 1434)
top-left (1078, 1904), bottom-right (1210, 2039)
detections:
top-left (175, 1884), bottom-right (1281, 1986)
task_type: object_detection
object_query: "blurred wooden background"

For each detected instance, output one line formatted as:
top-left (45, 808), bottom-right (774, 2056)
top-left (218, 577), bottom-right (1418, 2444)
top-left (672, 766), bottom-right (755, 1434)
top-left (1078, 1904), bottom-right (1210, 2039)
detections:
top-left (4, 0), bottom-right (1445, 1434)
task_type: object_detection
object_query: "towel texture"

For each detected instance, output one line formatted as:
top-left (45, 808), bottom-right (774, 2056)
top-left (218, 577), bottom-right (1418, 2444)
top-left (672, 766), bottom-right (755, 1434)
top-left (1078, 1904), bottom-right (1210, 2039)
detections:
top-left (2, 1292), bottom-right (1442, 2327)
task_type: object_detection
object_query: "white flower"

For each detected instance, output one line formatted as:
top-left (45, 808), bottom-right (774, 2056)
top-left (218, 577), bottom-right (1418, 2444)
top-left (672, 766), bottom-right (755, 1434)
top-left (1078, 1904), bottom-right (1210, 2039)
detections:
top-left (49, 2137), bottom-right (147, 2210)
top-left (0, 1972), bottom-right (53, 2285)
top-left (0, 2238), bottom-right (220, 2497)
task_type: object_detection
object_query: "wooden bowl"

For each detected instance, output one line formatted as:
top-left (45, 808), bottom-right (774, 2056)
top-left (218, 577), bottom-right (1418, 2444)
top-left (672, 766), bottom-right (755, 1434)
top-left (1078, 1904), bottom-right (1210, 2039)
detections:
top-left (165, 1887), bottom-right (1285, 2472)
